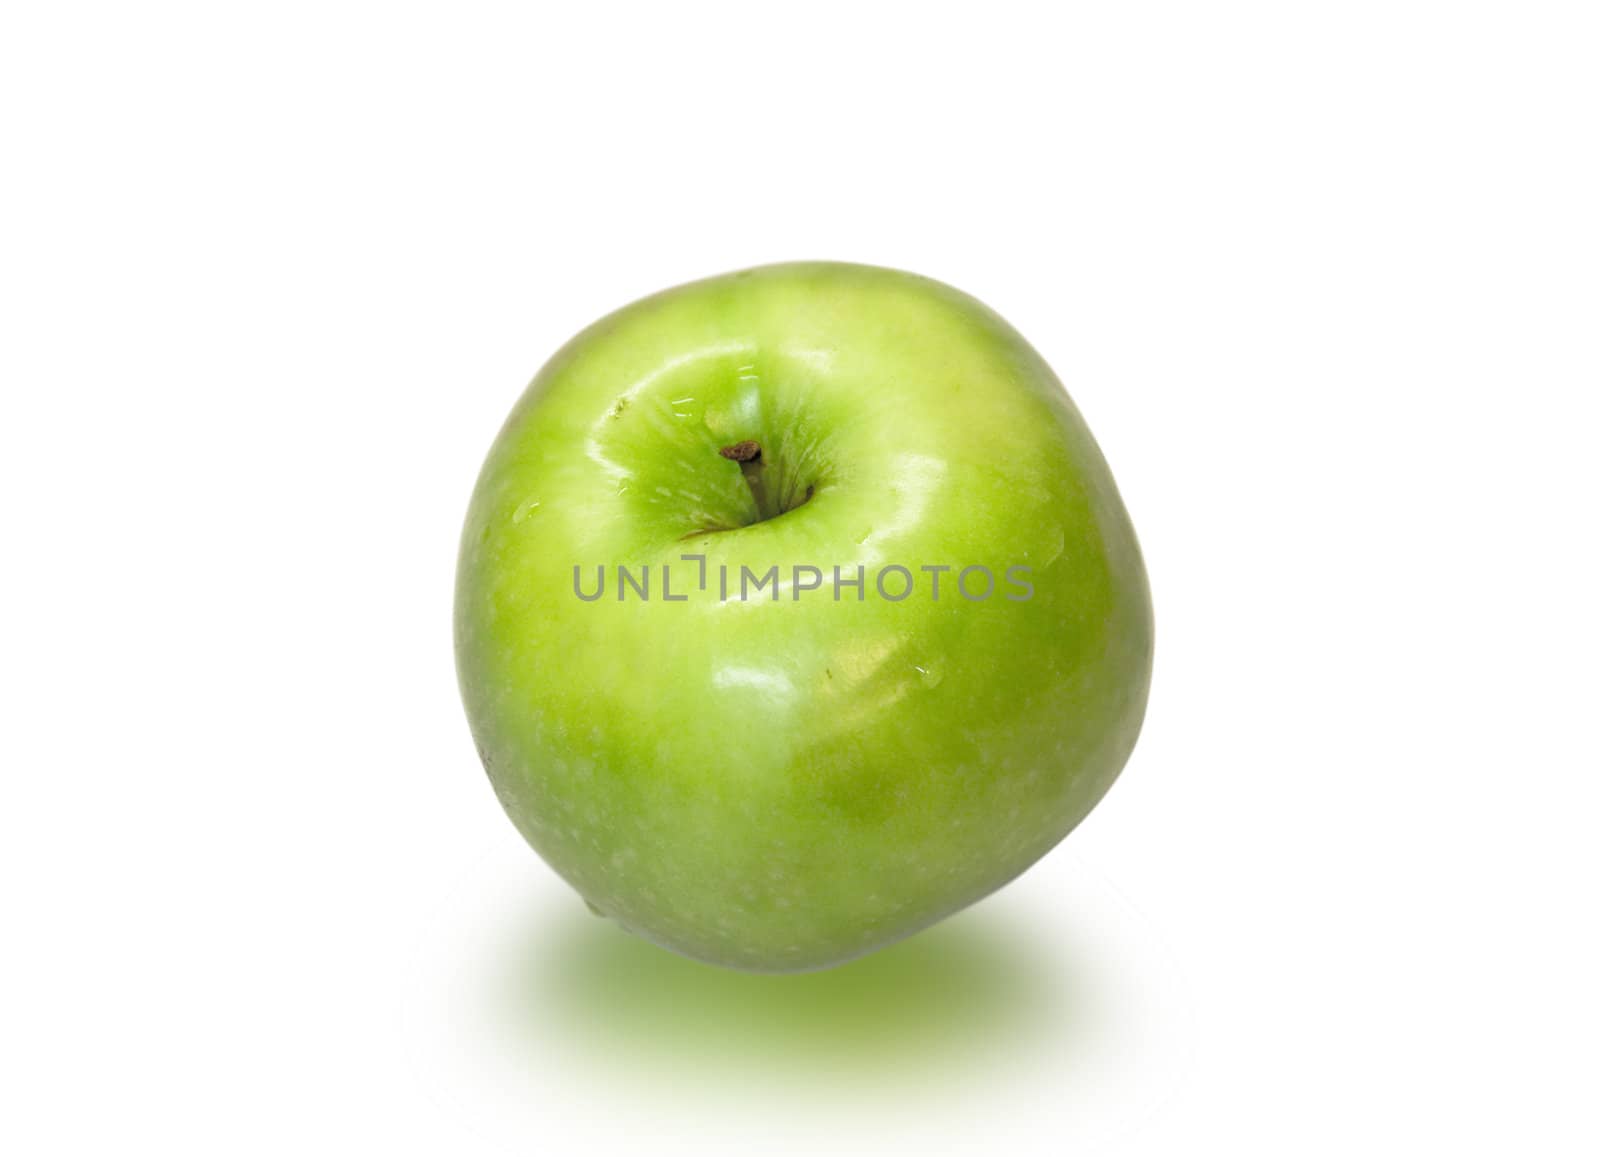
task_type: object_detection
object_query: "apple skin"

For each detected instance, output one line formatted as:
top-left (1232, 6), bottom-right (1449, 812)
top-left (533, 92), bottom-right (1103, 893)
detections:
top-left (455, 262), bottom-right (1152, 972)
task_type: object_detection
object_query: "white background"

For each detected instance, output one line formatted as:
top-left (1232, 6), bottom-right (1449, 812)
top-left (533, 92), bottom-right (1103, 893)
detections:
top-left (3, 3), bottom-right (1597, 1153)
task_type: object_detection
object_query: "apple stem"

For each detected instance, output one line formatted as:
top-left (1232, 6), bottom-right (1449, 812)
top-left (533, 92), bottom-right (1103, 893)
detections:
top-left (719, 439), bottom-right (779, 522)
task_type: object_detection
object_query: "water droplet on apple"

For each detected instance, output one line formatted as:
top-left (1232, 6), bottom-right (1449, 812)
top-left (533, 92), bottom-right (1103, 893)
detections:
top-left (913, 663), bottom-right (944, 688)
top-left (512, 497), bottom-right (541, 523)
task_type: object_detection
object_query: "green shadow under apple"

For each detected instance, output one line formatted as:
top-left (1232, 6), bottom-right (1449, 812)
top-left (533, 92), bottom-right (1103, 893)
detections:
top-left (491, 899), bottom-right (1088, 1092)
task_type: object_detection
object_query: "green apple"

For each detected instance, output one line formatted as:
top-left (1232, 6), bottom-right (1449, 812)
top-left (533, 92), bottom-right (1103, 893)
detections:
top-left (455, 262), bottom-right (1152, 972)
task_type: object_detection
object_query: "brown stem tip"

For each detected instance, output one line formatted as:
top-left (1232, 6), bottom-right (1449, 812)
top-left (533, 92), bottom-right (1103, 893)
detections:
top-left (718, 439), bottom-right (762, 463)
